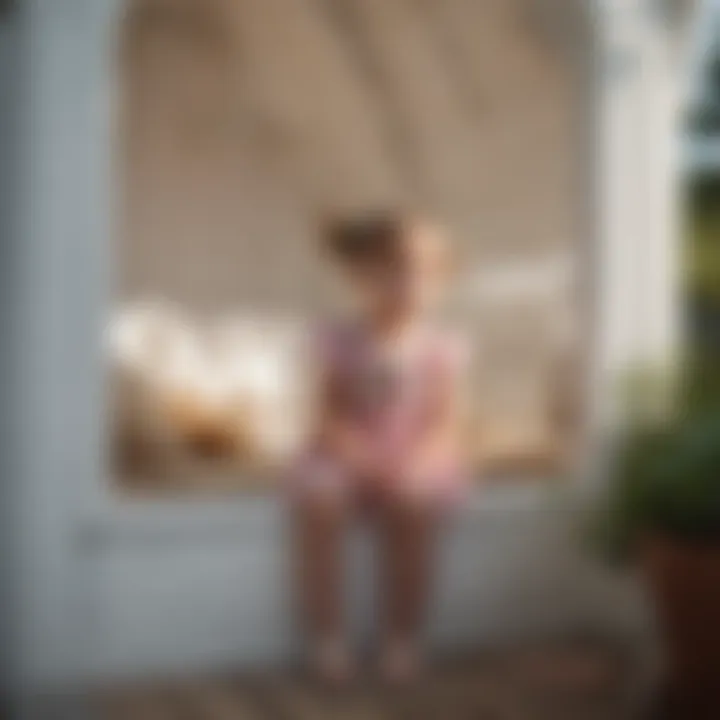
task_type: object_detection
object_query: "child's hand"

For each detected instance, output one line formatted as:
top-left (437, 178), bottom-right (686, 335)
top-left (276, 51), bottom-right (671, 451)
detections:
top-left (346, 442), bottom-right (402, 483)
top-left (341, 435), bottom-right (384, 479)
top-left (372, 446), bottom-right (416, 484)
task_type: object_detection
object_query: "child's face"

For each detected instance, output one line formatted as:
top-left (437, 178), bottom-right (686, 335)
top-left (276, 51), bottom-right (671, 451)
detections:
top-left (355, 223), bottom-right (447, 321)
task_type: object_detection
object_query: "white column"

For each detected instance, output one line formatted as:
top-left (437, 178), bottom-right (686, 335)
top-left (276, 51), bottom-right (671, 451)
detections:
top-left (17, 0), bottom-right (125, 687)
top-left (594, 0), bottom-right (684, 425)
top-left (637, 8), bottom-right (684, 370)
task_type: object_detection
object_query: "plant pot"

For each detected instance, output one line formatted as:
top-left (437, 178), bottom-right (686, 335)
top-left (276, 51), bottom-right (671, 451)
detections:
top-left (642, 534), bottom-right (720, 708)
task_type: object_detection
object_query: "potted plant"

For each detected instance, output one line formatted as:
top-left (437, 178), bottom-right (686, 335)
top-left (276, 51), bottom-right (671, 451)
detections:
top-left (596, 364), bottom-right (720, 711)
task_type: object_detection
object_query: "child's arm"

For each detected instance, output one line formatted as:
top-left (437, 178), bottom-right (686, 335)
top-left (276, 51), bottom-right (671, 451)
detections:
top-left (399, 338), bottom-right (467, 478)
top-left (413, 363), bottom-right (462, 467)
top-left (313, 363), bottom-right (376, 476)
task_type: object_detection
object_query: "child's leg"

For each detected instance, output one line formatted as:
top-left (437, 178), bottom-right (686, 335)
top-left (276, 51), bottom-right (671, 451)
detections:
top-left (377, 489), bottom-right (440, 681)
top-left (292, 487), bottom-right (353, 682)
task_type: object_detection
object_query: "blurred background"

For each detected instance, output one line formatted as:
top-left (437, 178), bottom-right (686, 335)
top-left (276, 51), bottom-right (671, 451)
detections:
top-left (112, 0), bottom-right (586, 494)
top-left (687, 12), bottom-right (720, 359)
top-left (2, 0), bottom-right (719, 718)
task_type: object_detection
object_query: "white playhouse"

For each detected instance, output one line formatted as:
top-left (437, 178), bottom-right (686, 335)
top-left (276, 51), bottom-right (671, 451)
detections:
top-left (0, 0), bottom-right (699, 695)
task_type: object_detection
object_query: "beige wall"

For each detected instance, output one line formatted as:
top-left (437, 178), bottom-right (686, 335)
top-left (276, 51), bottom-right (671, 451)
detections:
top-left (116, 0), bottom-right (587, 477)
top-left (119, 0), bottom-right (581, 314)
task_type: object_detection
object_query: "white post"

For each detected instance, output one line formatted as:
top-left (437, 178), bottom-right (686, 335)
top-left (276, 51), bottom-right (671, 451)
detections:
top-left (16, 0), bottom-right (125, 687)
top-left (637, 5), bottom-right (684, 370)
top-left (594, 0), bottom-right (684, 425)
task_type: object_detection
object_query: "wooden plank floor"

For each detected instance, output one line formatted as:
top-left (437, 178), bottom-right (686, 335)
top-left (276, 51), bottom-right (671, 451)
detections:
top-left (94, 642), bottom-right (647, 720)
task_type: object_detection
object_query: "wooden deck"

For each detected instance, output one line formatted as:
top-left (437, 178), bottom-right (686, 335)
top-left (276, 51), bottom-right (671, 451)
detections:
top-left (94, 643), bottom-right (648, 720)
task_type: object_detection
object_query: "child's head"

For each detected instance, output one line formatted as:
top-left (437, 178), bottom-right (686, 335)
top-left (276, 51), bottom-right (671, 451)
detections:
top-left (324, 210), bottom-right (449, 323)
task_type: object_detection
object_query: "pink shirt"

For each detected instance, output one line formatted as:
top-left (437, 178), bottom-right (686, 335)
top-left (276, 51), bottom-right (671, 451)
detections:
top-left (290, 319), bottom-right (468, 504)
top-left (314, 318), bottom-right (466, 471)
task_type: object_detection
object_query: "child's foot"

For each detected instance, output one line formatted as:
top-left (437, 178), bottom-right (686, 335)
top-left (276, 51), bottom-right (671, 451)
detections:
top-left (379, 640), bottom-right (421, 686)
top-left (311, 639), bottom-right (355, 688)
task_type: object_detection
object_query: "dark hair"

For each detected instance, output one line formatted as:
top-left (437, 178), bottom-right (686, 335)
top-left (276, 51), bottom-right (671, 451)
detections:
top-left (323, 211), bottom-right (407, 266)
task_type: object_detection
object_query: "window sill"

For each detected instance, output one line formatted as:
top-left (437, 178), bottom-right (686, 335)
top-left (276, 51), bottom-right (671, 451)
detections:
top-left (76, 476), bottom-right (570, 546)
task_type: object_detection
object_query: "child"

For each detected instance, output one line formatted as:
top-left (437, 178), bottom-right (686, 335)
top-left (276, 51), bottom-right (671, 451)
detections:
top-left (290, 211), bottom-right (468, 686)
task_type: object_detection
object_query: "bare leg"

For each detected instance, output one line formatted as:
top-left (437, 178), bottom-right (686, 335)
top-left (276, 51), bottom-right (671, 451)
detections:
top-left (293, 489), bottom-right (353, 683)
top-left (377, 490), bottom-right (440, 683)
